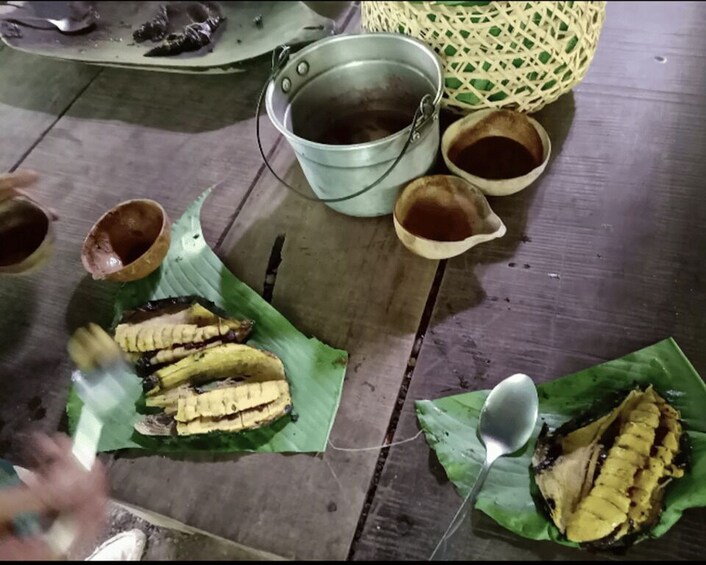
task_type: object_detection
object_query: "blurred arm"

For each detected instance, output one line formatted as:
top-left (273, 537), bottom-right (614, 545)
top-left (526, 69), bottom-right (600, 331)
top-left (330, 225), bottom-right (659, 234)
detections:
top-left (0, 486), bottom-right (47, 526)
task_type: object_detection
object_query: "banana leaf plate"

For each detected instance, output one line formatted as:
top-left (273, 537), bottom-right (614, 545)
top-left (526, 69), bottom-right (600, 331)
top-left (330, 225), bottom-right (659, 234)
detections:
top-left (0, 1), bottom-right (335, 74)
top-left (417, 339), bottom-right (706, 548)
top-left (66, 189), bottom-right (348, 454)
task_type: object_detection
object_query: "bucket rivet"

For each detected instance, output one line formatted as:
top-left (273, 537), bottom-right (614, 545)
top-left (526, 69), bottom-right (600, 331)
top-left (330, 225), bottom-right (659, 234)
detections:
top-left (412, 131), bottom-right (421, 142)
top-left (296, 61), bottom-right (309, 76)
top-left (281, 77), bottom-right (291, 93)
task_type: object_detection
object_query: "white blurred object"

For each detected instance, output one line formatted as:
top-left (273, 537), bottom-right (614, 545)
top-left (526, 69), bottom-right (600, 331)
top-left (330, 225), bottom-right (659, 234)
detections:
top-left (85, 529), bottom-right (146, 561)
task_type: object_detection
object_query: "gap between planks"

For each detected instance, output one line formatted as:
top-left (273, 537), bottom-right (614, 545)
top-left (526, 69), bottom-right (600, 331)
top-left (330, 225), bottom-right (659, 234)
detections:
top-left (347, 259), bottom-right (448, 560)
top-left (5, 4), bottom-right (446, 558)
top-left (205, 6), bottom-right (453, 556)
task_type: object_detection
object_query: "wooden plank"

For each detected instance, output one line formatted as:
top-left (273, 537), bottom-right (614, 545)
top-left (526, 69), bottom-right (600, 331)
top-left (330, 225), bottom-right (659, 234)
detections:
top-left (70, 501), bottom-right (286, 561)
top-left (0, 58), bottom-right (281, 454)
top-left (106, 106), bottom-right (439, 562)
top-left (1, 3), bottom-right (421, 560)
top-left (104, 9), bottom-right (434, 561)
top-left (354, 1), bottom-right (706, 560)
top-left (0, 44), bottom-right (99, 170)
top-left (579, 2), bottom-right (706, 97)
top-left (100, 6), bottom-right (436, 560)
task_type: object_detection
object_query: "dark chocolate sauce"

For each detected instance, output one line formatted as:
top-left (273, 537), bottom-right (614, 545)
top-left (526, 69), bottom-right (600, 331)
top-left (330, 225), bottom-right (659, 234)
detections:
top-left (450, 136), bottom-right (539, 179)
top-left (402, 199), bottom-right (473, 242)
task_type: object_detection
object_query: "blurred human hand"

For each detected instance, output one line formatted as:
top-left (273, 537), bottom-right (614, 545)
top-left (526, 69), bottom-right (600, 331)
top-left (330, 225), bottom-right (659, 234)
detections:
top-left (0, 169), bottom-right (39, 202)
top-left (0, 169), bottom-right (58, 222)
top-left (24, 434), bottom-right (108, 535)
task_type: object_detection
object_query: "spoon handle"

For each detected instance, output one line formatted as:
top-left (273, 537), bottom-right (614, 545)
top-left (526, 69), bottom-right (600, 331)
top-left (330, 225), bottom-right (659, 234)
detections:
top-left (0, 14), bottom-right (56, 29)
top-left (429, 454), bottom-right (495, 560)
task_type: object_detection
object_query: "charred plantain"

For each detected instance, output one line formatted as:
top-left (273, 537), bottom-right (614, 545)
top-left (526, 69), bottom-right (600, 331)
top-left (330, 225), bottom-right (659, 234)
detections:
top-left (137, 338), bottom-right (233, 376)
top-left (175, 380), bottom-right (289, 423)
top-left (115, 323), bottom-right (244, 353)
top-left (144, 343), bottom-right (286, 395)
top-left (123, 295), bottom-right (294, 439)
top-left (532, 385), bottom-right (685, 548)
top-left (145, 383), bottom-right (193, 415)
top-left (133, 4), bottom-right (170, 43)
top-left (137, 378), bottom-right (292, 437)
top-left (176, 383), bottom-right (292, 436)
top-left (144, 13), bottom-right (224, 57)
top-left (114, 297), bottom-right (253, 353)
top-left (146, 377), bottom-right (260, 415)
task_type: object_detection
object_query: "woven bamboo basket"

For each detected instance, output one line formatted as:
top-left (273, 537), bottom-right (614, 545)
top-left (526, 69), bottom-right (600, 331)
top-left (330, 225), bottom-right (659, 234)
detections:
top-left (361, 1), bottom-right (606, 114)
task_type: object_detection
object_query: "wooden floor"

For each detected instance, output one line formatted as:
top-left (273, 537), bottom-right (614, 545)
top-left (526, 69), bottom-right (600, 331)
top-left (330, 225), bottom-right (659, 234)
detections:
top-left (1, 2), bottom-right (705, 561)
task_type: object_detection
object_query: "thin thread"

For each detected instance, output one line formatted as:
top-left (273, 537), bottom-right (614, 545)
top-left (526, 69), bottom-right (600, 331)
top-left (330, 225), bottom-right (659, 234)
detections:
top-left (327, 430), bottom-right (423, 453)
top-left (322, 456), bottom-right (345, 494)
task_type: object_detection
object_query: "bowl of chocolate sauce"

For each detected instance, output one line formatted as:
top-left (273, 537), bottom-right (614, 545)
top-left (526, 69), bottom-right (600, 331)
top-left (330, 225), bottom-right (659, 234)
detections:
top-left (393, 175), bottom-right (506, 260)
top-left (442, 109), bottom-right (551, 196)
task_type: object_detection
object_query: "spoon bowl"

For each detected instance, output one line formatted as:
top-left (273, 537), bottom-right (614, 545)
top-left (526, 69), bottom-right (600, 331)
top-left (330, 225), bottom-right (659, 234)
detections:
top-left (479, 373), bottom-right (539, 456)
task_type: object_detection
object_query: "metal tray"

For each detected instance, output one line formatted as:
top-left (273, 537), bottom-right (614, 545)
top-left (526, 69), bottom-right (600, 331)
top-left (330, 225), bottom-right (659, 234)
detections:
top-left (0, 1), bottom-right (336, 74)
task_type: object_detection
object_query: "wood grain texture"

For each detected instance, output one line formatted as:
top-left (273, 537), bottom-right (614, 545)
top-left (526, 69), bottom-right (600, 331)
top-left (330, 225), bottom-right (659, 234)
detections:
top-left (354, 2), bottom-right (706, 560)
top-left (0, 44), bottom-right (99, 171)
top-left (0, 3), bottom-right (418, 561)
top-left (0, 60), bottom-right (281, 455)
top-left (103, 7), bottom-right (434, 560)
top-left (107, 133), bottom-right (438, 560)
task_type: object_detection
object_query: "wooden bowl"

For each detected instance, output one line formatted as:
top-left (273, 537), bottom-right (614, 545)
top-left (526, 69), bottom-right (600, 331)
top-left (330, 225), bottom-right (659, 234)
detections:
top-left (393, 175), bottom-right (506, 260)
top-left (81, 199), bottom-right (171, 282)
top-left (442, 109), bottom-right (551, 196)
top-left (0, 196), bottom-right (55, 275)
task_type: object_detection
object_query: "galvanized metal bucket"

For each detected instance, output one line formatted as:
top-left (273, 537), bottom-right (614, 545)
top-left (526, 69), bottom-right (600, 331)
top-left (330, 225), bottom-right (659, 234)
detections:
top-left (260, 33), bottom-right (443, 217)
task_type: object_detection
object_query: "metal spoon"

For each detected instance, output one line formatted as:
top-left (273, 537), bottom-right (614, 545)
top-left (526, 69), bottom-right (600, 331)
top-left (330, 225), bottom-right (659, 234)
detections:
top-left (0, 4), bottom-right (97, 34)
top-left (430, 373), bottom-right (539, 560)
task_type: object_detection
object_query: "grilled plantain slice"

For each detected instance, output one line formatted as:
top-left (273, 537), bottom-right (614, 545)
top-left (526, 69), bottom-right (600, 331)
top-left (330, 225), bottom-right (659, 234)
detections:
top-left (176, 384), bottom-right (292, 436)
top-left (532, 385), bottom-right (686, 548)
top-left (145, 377), bottom-right (246, 415)
top-left (565, 398), bottom-right (658, 542)
top-left (175, 381), bottom-right (289, 423)
top-left (146, 339), bottom-right (226, 367)
top-left (145, 343), bottom-right (286, 395)
top-left (117, 322), bottom-right (239, 353)
top-left (114, 297), bottom-right (253, 353)
top-left (145, 384), bottom-right (194, 415)
top-left (135, 338), bottom-right (242, 378)
top-left (136, 379), bottom-right (292, 437)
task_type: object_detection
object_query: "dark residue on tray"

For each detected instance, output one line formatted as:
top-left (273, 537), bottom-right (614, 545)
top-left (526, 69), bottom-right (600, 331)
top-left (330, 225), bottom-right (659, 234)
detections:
top-left (0, 22), bottom-right (23, 39)
top-left (133, 4), bottom-right (170, 43)
top-left (142, 2), bottom-right (225, 57)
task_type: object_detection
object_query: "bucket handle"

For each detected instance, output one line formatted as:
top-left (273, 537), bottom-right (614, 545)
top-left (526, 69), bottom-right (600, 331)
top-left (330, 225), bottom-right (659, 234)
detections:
top-left (256, 45), bottom-right (436, 204)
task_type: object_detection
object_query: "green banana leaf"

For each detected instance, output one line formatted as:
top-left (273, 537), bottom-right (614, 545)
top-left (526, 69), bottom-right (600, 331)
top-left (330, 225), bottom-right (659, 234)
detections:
top-left (416, 338), bottom-right (706, 547)
top-left (67, 189), bottom-right (348, 454)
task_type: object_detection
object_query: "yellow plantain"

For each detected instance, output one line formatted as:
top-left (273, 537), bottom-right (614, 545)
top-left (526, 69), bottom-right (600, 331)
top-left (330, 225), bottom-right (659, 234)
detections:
top-left (534, 386), bottom-right (685, 547)
top-left (176, 385), bottom-right (292, 436)
top-left (146, 343), bottom-right (286, 395)
top-left (175, 381), bottom-right (289, 423)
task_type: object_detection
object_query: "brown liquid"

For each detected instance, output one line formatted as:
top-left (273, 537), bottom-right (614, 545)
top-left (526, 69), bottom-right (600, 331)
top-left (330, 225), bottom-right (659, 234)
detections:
top-left (121, 241), bottom-right (152, 265)
top-left (0, 206), bottom-right (48, 266)
top-left (313, 109), bottom-right (413, 145)
top-left (108, 229), bottom-right (155, 266)
top-left (402, 199), bottom-right (473, 242)
top-left (450, 136), bottom-right (539, 180)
